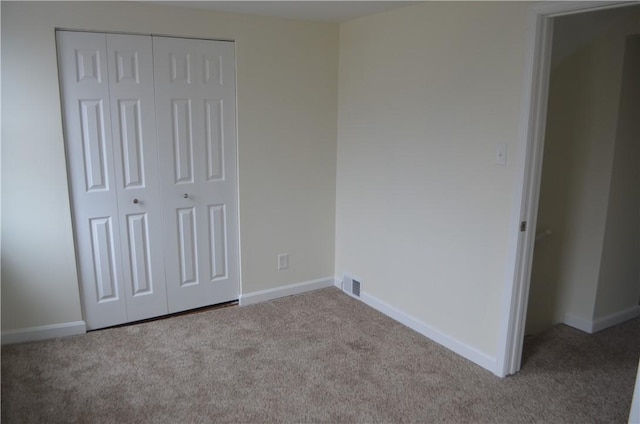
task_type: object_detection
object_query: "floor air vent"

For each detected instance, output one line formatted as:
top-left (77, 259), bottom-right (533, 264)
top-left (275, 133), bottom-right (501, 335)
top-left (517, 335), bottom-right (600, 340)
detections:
top-left (343, 274), bottom-right (361, 298)
top-left (351, 279), bottom-right (361, 297)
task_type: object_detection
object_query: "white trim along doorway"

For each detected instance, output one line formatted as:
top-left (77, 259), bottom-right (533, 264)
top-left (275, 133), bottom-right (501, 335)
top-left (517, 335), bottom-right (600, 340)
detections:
top-left (496, 1), bottom-right (638, 378)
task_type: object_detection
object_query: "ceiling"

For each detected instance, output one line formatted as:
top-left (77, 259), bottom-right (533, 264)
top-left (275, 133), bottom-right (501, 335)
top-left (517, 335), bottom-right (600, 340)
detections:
top-left (150, 1), bottom-right (419, 23)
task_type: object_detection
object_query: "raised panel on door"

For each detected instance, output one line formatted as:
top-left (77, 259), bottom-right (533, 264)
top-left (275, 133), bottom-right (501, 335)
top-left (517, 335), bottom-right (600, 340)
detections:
top-left (154, 37), bottom-right (239, 313)
top-left (89, 217), bottom-right (120, 302)
top-left (56, 31), bottom-right (127, 330)
top-left (106, 34), bottom-right (169, 322)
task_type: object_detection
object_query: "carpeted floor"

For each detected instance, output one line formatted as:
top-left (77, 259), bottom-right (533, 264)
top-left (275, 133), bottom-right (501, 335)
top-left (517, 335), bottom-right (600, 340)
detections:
top-left (2, 287), bottom-right (639, 423)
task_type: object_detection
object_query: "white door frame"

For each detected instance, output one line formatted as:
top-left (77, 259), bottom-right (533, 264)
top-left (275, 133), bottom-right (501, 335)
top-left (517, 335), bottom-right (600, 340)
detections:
top-left (495, 0), bottom-right (637, 378)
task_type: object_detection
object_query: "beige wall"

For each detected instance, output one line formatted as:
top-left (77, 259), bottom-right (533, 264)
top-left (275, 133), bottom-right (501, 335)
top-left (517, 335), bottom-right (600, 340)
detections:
top-left (1, 1), bottom-right (338, 331)
top-left (335, 2), bottom-right (528, 357)
top-left (595, 34), bottom-right (640, 319)
top-left (526, 9), bottom-right (640, 334)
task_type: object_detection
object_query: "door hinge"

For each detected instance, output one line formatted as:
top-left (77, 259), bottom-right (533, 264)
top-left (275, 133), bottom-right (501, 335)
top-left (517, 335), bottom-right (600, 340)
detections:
top-left (520, 221), bottom-right (527, 232)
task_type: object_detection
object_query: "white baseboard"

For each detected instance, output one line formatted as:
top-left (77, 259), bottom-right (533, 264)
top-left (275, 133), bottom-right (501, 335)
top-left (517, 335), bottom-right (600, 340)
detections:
top-left (564, 305), bottom-right (640, 334)
top-left (563, 313), bottom-right (593, 333)
top-left (593, 305), bottom-right (640, 333)
top-left (239, 277), bottom-right (336, 306)
top-left (2, 321), bottom-right (86, 345)
top-left (355, 290), bottom-right (497, 374)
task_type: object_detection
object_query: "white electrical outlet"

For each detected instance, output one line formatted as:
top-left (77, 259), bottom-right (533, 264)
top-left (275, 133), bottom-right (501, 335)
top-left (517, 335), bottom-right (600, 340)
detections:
top-left (278, 254), bottom-right (289, 270)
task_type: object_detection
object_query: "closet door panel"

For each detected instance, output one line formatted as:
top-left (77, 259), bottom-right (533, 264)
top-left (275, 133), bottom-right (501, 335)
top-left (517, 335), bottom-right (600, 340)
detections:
top-left (200, 40), bottom-right (239, 304)
top-left (57, 31), bottom-right (127, 330)
top-left (154, 37), bottom-right (239, 313)
top-left (106, 34), bottom-right (169, 322)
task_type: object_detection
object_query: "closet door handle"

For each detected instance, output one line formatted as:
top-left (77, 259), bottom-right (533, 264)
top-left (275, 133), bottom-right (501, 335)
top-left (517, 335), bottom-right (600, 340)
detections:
top-left (183, 193), bottom-right (189, 199)
top-left (133, 198), bottom-right (140, 204)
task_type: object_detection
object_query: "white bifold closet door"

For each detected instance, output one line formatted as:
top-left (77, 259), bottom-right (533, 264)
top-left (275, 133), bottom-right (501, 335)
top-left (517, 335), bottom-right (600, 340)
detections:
top-left (153, 37), bottom-right (239, 313)
top-left (57, 31), bottom-right (168, 329)
top-left (57, 31), bottom-right (239, 330)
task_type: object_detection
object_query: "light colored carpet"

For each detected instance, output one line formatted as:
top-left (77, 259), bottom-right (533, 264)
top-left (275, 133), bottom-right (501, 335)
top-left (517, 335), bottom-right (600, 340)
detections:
top-left (2, 287), bottom-right (639, 423)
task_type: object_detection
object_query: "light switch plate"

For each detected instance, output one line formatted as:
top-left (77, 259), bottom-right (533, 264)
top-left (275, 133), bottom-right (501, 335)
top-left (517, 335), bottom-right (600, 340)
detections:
top-left (278, 254), bottom-right (289, 270)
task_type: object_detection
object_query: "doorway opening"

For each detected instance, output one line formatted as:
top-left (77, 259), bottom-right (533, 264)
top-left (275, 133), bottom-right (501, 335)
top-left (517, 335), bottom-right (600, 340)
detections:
top-left (525, 6), bottom-right (640, 339)
top-left (495, 2), bottom-right (638, 376)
